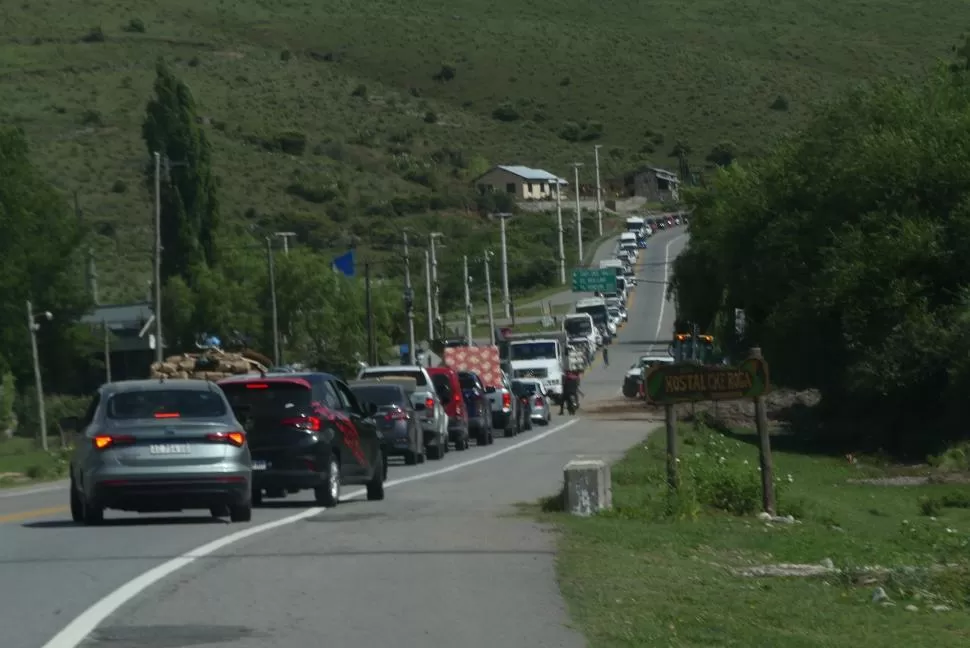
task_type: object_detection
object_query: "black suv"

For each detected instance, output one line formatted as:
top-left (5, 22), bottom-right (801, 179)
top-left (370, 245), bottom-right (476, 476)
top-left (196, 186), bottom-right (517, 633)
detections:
top-left (218, 372), bottom-right (387, 507)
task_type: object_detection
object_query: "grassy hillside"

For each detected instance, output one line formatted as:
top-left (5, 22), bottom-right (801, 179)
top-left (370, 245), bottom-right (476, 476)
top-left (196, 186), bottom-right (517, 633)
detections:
top-left (1, 0), bottom-right (961, 301)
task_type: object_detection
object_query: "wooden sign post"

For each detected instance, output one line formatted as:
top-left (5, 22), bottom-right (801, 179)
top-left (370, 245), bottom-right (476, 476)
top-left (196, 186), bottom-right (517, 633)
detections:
top-left (644, 349), bottom-right (775, 513)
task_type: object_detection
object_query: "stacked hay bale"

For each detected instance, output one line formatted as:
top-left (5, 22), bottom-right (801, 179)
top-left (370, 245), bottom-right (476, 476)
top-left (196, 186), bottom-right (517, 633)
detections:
top-left (149, 350), bottom-right (269, 381)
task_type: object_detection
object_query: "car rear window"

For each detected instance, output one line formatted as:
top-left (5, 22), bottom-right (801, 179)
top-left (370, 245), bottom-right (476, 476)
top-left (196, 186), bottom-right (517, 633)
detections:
top-left (351, 385), bottom-right (405, 407)
top-left (221, 381), bottom-right (312, 418)
top-left (431, 374), bottom-right (453, 397)
top-left (106, 389), bottom-right (227, 419)
top-left (361, 369), bottom-right (427, 387)
top-left (458, 373), bottom-right (478, 390)
top-left (513, 381), bottom-right (538, 395)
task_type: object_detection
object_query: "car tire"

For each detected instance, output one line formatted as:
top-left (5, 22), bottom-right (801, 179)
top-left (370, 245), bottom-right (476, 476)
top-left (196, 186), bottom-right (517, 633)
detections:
top-left (82, 495), bottom-right (104, 526)
top-left (428, 443), bottom-right (443, 460)
top-left (209, 505), bottom-right (229, 518)
top-left (70, 478), bottom-right (83, 523)
top-left (229, 502), bottom-right (252, 522)
top-left (405, 450), bottom-right (418, 465)
top-left (367, 452), bottom-right (386, 501)
top-left (314, 455), bottom-right (341, 507)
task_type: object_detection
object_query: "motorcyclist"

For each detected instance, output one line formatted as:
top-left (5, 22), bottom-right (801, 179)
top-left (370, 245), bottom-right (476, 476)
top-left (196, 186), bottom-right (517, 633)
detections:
top-left (560, 369), bottom-right (583, 414)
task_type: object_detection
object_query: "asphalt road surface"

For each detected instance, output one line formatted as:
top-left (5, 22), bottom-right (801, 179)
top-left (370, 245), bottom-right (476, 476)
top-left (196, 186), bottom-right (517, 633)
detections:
top-left (0, 230), bottom-right (688, 648)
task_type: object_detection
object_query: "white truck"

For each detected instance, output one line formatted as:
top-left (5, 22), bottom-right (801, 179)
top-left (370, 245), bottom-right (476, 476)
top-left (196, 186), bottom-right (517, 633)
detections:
top-left (501, 332), bottom-right (574, 404)
top-left (562, 313), bottom-right (598, 363)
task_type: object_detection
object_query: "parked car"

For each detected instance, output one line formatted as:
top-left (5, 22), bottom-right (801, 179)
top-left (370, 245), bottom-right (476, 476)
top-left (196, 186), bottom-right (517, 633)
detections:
top-left (426, 366), bottom-right (471, 450)
top-left (486, 370), bottom-right (525, 437)
top-left (357, 365), bottom-right (448, 460)
top-left (622, 356), bottom-right (675, 398)
top-left (512, 378), bottom-right (551, 426)
top-left (63, 379), bottom-right (253, 524)
top-left (457, 370), bottom-right (493, 445)
top-left (349, 380), bottom-right (423, 465)
top-left (218, 372), bottom-right (386, 506)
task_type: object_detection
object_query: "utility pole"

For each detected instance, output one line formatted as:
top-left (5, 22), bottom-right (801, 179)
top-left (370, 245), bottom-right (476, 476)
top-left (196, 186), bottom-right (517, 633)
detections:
top-left (463, 255), bottom-right (473, 346)
top-left (430, 232), bottom-right (444, 338)
top-left (493, 213), bottom-right (513, 318)
top-left (266, 236), bottom-right (281, 366)
top-left (594, 144), bottom-right (604, 237)
top-left (403, 232), bottom-right (416, 365)
top-left (483, 251), bottom-right (496, 346)
top-left (103, 320), bottom-right (112, 383)
top-left (365, 263), bottom-right (376, 365)
top-left (555, 178), bottom-right (566, 284)
top-left (153, 151), bottom-right (163, 364)
top-left (274, 231), bottom-right (297, 255)
top-left (27, 301), bottom-right (52, 451)
top-left (75, 192), bottom-right (99, 305)
top-left (572, 163), bottom-right (584, 263)
top-left (424, 250), bottom-right (434, 342)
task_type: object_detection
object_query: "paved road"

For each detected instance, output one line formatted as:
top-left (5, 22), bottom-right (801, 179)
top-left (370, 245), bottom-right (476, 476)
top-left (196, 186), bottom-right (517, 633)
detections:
top-left (0, 230), bottom-right (688, 648)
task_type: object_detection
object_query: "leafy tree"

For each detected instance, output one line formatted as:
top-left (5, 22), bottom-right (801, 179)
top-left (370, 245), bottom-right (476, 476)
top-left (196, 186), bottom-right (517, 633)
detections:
top-left (671, 65), bottom-right (970, 451)
top-left (142, 59), bottom-right (220, 284)
top-left (0, 127), bottom-right (93, 394)
top-left (705, 141), bottom-right (738, 167)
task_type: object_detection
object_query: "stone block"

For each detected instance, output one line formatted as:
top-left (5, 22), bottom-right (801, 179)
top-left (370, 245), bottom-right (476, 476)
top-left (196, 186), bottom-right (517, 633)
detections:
top-left (563, 457), bottom-right (612, 516)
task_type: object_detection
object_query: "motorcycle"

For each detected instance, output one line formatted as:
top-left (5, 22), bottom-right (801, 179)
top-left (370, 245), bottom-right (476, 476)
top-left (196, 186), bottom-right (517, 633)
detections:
top-left (565, 393), bottom-right (579, 415)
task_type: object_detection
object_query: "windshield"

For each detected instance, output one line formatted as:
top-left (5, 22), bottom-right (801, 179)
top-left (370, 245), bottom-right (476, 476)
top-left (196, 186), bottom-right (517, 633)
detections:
top-left (510, 342), bottom-right (558, 361)
top-left (513, 381), bottom-right (539, 395)
top-left (350, 385), bottom-right (405, 407)
top-left (221, 381), bottom-right (312, 418)
top-left (107, 389), bottom-right (227, 419)
top-left (577, 304), bottom-right (608, 325)
top-left (458, 373), bottom-right (480, 390)
top-left (564, 319), bottom-right (592, 336)
top-left (361, 369), bottom-right (427, 387)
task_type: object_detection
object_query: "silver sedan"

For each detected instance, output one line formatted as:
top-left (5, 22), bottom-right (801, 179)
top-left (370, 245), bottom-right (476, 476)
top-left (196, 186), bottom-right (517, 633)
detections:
top-left (512, 378), bottom-right (552, 426)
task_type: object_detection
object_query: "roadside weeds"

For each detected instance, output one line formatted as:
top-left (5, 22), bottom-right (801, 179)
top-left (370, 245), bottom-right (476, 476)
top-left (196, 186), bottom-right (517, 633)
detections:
top-left (0, 438), bottom-right (70, 487)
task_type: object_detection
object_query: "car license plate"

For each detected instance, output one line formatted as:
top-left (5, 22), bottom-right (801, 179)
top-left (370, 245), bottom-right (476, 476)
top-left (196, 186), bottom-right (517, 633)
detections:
top-left (148, 443), bottom-right (190, 455)
top-left (252, 460), bottom-right (268, 470)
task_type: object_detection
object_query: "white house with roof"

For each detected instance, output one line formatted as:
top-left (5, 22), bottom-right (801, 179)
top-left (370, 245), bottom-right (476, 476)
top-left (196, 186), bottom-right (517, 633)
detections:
top-left (473, 165), bottom-right (568, 200)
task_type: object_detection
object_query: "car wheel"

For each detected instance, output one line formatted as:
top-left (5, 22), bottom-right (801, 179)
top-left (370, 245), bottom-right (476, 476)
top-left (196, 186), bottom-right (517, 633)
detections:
top-left (82, 494), bottom-right (104, 526)
top-left (314, 455), bottom-right (341, 507)
top-left (69, 478), bottom-right (83, 523)
top-left (405, 450), bottom-right (418, 465)
top-left (428, 442), bottom-right (443, 460)
top-left (366, 452), bottom-right (386, 501)
top-left (229, 502), bottom-right (252, 522)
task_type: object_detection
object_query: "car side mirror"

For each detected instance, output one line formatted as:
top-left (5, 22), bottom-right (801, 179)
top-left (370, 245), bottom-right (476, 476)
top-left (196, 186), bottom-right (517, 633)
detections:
top-left (485, 386), bottom-right (496, 393)
top-left (59, 416), bottom-right (80, 432)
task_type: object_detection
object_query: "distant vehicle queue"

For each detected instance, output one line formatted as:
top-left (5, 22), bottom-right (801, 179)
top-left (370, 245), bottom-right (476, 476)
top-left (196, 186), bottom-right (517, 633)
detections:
top-left (58, 220), bottom-right (685, 526)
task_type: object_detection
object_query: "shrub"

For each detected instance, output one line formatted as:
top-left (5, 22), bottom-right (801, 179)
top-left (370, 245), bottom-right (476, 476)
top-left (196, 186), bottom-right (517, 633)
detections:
top-left (274, 131), bottom-right (307, 155)
top-left (81, 26), bottom-right (105, 43)
top-left (122, 18), bottom-right (146, 33)
top-left (492, 102), bottom-right (520, 122)
top-left (111, 179), bottom-right (127, 193)
top-left (351, 83), bottom-right (367, 98)
top-left (770, 95), bottom-right (789, 110)
top-left (280, 49), bottom-right (292, 62)
top-left (433, 63), bottom-right (456, 82)
top-left (423, 110), bottom-right (438, 124)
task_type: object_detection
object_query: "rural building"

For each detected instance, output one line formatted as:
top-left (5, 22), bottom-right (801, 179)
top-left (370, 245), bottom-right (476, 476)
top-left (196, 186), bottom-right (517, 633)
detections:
top-left (474, 165), bottom-right (568, 200)
top-left (80, 302), bottom-right (156, 381)
top-left (614, 166), bottom-right (680, 202)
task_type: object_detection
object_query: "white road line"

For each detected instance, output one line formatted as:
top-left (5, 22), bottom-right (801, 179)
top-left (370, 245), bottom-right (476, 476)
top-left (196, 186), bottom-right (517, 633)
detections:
top-left (654, 234), bottom-right (686, 341)
top-left (40, 418), bottom-right (580, 648)
top-left (0, 482), bottom-right (66, 498)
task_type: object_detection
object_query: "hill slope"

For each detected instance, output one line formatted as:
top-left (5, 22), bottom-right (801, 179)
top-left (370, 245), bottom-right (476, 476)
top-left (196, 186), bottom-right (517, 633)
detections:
top-left (0, 0), bottom-right (960, 301)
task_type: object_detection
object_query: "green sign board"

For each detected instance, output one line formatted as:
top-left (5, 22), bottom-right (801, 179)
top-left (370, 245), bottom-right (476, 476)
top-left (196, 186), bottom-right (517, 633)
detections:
top-left (644, 357), bottom-right (770, 404)
top-left (571, 267), bottom-right (616, 293)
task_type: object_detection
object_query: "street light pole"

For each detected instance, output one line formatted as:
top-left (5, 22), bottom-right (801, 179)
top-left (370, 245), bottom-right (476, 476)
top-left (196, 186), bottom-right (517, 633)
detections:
top-left (463, 255), bottom-right (473, 346)
top-left (594, 144), bottom-right (603, 237)
top-left (403, 232), bottom-right (416, 365)
top-left (555, 178), bottom-right (566, 284)
top-left (266, 237), bottom-right (281, 366)
top-left (483, 251), bottom-right (496, 346)
top-left (572, 163), bottom-right (584, 263)
top-left (273, 231), bottom-right (297, 255)
top-left (424, 250), bottom-right (434, 342)
top-left (27, 301), bottom-right (52, 451)
top-left (430, 232), bottom-right (444, 338)
top-left (492, 213), bottom-right (513, 318)
top-left (153, 151), bottom-right (163, 364)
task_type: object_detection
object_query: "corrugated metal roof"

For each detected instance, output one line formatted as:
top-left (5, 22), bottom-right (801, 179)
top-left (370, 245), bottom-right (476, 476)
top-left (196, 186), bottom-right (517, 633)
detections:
top-left (495, 165), bottom-right (568, 184)
top-left (80, 302), bottom-right (153, 329)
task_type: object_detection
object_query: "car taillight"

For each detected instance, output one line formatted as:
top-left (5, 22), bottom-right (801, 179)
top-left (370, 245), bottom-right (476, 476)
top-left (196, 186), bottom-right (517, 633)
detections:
top-left (207, 431), bottom-right (246, 447)
top-left (502, 392), bottom-right (511, 409)
top-left (281, 416), bottom-right (321, 431)
top-left (425, 397), bottom-right (434, 411)
top-left (535, 396), bottom-right (543, 407)
top-left (92, 434), bottom-right (136, 450)
top-left (384, 410), bottom-right (408, 421)
top-left (154, 412), bottom-right (180, 419)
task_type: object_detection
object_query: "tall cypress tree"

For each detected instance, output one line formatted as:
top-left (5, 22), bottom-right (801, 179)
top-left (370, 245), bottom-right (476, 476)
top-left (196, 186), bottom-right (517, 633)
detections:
top-left (142, 59), bottom-right (219, 284)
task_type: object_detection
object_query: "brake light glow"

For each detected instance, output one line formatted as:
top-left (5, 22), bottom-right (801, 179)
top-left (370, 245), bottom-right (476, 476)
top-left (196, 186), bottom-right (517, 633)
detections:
top-left (502, 392), bottom-right (511, 409)
top-left (535, 396), bottom-right (544, 407)
top-left (154, 412), bottom-right (180, 419)
top-left (246, 383), bottom-right (269, 389)
top-left (425, 397), bottom-right (434, 410)
top-left (384, 410), bottom-right (408, 421)
top-left (92, 434), bottom-right (136, 450)
top-left (281, 416), bottom-right (321, 431)
top-left (206, 431), bottom-right (246, 447)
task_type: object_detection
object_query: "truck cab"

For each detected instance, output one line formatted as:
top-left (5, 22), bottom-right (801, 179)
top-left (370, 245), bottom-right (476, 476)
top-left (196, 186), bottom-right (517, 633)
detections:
top-left (505, 337), bottom-right (565, 404)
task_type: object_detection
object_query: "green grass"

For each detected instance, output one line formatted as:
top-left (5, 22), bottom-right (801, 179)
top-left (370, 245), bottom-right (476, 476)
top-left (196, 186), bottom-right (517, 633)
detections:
top-left (1, 0), bottom-right (959, 302)
top-left (0, 438), bottom-right (70, 486)
top-left (537, 423), bottom-right (970, 647)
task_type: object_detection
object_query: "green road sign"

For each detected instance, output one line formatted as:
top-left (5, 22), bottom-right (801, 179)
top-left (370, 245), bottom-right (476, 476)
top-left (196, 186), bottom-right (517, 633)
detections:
top-left (644, 357), bottom-right (770, 404)
top-left (571, 267), bottom-right (616, 292)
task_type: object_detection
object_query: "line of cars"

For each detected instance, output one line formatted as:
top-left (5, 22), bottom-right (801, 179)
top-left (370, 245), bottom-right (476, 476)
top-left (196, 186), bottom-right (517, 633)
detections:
top-left (60, 360), bottom-right (553, 525)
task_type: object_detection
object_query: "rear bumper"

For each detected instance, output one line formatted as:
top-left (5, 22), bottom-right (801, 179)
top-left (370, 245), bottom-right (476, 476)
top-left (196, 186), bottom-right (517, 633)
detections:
top-left (91, 474), bottom-right (250, 512)
top-left (383, 435), bottom-right (414, 456)
top-left (491, 409), bottom-right (512, 428)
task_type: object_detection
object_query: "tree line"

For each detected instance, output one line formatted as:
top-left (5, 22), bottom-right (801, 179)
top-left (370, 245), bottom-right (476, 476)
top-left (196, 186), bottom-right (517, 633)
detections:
top-left (671, 58), bottom-right (970, 455)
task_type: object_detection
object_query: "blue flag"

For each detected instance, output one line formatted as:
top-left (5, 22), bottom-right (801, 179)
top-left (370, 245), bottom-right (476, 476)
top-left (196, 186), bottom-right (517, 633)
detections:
top-left (331, 250), bottom-right (355, 277)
